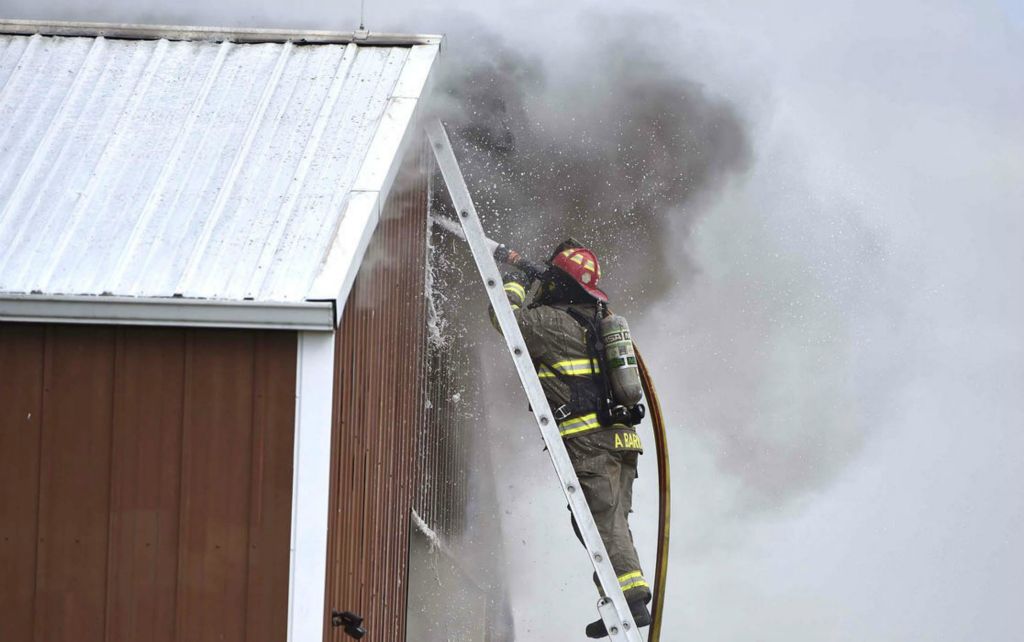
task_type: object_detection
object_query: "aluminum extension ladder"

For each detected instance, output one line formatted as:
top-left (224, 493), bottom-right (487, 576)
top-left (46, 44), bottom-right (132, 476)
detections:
top-left (427, 120), bottom-right (644, 642)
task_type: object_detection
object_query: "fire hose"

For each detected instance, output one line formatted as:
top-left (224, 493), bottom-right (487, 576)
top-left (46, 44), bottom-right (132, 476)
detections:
top-left (635, 345), bottom-right (669, 641)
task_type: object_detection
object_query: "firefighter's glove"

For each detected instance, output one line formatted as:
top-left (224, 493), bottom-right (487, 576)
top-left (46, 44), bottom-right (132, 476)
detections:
top-left (495, 244), bottom-right (546, 281)
top-left (502, 273), bottom-right (529, 309)
top-left (493, 243), bottom-right (513, 265)
top-left (517, 258), bottom-right (548, 281)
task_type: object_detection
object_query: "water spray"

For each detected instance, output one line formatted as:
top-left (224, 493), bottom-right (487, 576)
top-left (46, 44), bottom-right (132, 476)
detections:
top-left (431, 215), bottom-right (547, 280)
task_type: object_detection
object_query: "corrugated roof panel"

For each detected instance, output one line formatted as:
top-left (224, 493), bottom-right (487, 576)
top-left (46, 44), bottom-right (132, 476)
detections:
top-left (0, 32), bottom-right (426, 304)
top-left (257, 46), bottom-right (411, 302)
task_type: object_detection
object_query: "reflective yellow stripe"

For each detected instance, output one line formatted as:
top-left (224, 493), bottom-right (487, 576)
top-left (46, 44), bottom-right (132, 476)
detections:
top-left (504, 281), bottom-right (526, 302)
top-left (548, 358), bottom-right (601, 376)
top-left (558, 412), bottom-right (601, 436)
top-left (537, 359), bottom-right (601, 379)
top-left (621, 578), bottom-right (650, 591)
top-left (618, 571), bottom-right (648, 591)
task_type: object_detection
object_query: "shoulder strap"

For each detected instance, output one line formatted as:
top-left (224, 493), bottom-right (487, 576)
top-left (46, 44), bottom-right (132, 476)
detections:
top-left (565, 305), bottom-right (601, 344)
top-left (564, 306), bottom-right (611, 396)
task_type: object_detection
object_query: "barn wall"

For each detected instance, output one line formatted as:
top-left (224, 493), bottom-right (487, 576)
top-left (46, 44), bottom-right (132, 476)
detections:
top-left (324, 136), bottom-right (482, 640)
top-left (325, 137), bottom-right (449, 641)
top-left (0, 324), bottom-right (296, 642)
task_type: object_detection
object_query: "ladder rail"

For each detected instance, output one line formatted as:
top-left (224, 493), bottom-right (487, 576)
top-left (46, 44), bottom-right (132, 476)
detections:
top-left (426, 119), bottom-right (643, 642)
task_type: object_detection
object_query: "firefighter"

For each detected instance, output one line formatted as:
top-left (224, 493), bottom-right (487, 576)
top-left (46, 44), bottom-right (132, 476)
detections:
top-left (490, 239), bottom-right (651, 638)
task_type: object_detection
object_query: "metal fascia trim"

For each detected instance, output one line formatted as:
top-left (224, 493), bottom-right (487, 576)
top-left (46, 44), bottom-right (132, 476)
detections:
top-left (0, 19), bottom-right (443, 46)
top-left (308, 42), bottom-right (440, 326)
top-left (0, 295), bottom-right (335, 331)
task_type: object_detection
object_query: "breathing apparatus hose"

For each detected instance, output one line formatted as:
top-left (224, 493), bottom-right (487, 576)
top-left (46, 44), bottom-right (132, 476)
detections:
top-left (635, 345), bottom-right (670, 642)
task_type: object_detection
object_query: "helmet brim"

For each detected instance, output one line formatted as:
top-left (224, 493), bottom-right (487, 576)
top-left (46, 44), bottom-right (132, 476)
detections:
top-left (582, 282), bottom-right (609, 302)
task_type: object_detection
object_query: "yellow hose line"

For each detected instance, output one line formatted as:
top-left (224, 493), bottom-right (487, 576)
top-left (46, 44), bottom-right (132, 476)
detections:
top-left (635, 344), bottom-right (669, 641)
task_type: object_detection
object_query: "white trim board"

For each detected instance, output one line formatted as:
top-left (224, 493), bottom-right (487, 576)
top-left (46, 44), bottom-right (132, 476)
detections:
top-left (308, 42), bottom-right (441, 326)
top-left (0, 294), bottom-right (335, 331)
top-left (0, 19), bottom-right (442, 46)
top-left (287, 331), bottom-right (336, 642)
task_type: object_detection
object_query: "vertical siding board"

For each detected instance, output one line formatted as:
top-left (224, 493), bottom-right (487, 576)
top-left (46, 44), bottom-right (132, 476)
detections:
top-left (244, 331), bottom-right (296, 642)
top-left (380, 241), bottom-right (398, 627)
top-left (389, 190), bottom-right (405, 642)
top-left (33, 325), bottom-right (116, 642)
top-left (391, 206), bottom-right (404, 641)
top-left (177, 330), bottom-right (256, 642)
top-left (173, 330), bottom-right (196, 642)
top-left (352, 314), bottom-right (366, 616)
top-left (340, 318), bottom-right (357, 627)
top-left (324, 342), bottom-right (341, 636)
top-left (360, 296), bottom-right (376, 618)
top-left (341, 321), bottom-right (354, 612)
top-left (244, 333), bottom-right (267, 642)
top-left (0, 323), bottom-right (45, 642)
top-left (362, 303), bottom-right (377, 624)
top-left (105, 327), bottom-right (186, 642)
top-left (370, 286), bottom-right (384, 630)
top-left (157, 331), bottom-right (189, 642)
top-left (104, 329), bottom-right (128, 642)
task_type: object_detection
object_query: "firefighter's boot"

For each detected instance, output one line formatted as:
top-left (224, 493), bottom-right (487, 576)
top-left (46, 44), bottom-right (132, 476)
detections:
top-left (585, 600), bottom-right (651, 639)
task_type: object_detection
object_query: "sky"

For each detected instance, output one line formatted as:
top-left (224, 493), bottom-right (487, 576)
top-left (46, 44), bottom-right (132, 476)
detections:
top-left (4, 0), bottom-right (1022, 640)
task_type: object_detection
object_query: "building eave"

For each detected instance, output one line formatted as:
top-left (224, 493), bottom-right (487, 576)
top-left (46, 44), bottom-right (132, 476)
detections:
top-left (0, 294), bottom-right (336, 331)
top-left (0, 18), bottom-right (443, 47)
top-left (307, 41), bottom-right (440, 326)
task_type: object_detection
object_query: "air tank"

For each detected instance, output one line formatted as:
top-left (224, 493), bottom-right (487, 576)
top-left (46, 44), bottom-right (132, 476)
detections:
top-left (600, 314), bottom-right (643, 407)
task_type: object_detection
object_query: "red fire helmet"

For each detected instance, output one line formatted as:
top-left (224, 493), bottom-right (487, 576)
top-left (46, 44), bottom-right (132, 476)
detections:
top-left (551, 247), bottom-right (608, 302)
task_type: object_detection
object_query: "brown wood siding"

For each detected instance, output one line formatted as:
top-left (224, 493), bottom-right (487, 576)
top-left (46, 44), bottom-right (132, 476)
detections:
top-left (325, 142), bottom-right (430, 641)
top-left (0, 324), bottom-right (45, 641)
top-left (0, 324), bottom-right (296, 642)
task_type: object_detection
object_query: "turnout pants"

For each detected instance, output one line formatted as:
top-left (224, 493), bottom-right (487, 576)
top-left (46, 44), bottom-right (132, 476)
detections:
top-left (565, 430), bottom-right (651, 605)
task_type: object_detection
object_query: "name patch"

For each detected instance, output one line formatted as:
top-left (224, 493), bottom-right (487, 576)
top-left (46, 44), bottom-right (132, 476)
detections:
top-left (613, 431), bottom-right (643, 451)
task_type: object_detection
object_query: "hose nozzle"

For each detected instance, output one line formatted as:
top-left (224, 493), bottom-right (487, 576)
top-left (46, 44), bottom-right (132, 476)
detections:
top-left (494, 244), bottom-right (546, 280)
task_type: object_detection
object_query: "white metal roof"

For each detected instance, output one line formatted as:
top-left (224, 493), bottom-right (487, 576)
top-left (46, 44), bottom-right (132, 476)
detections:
top-left (0, 21), bottom-right (440, 330)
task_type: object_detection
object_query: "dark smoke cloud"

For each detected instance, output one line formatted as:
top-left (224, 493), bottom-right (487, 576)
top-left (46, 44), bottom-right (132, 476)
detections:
top-left (425, 13), bottom-right (895, 531)
top-left (430, 17), bottom-right (751, 305)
